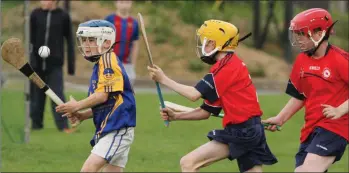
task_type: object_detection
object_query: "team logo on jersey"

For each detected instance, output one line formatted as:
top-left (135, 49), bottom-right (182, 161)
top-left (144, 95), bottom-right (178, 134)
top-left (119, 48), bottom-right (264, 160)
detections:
top-left (92, 80), bottom-right (97, 90)
top-left (309, 66), bottom-right (320, 70)
top-left (103, 68), bottom-right (115, 80)
top-left (322, 68), bottom-right (331, 78)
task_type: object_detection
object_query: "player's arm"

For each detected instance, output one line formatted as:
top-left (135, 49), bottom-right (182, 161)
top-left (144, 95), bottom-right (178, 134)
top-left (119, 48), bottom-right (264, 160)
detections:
top-left (320, 54), bottom-right (349, 119)
top-left (56, 92), bottom-right (108, 113)
top-left (162, 99), bottom-right (222, 121)
top-left (73, 92), bottom-right (109, 112)
top-left (276, 97), bottom-right (304, 124)
top-left (77, 108), bottom-right (94, 120)
top-left (161, 107), bottom-right (211, 121)
top-left (322, 99), bottom-right (348, 120)
top-left (161, 77), bottom-right (202, 102)
top-left (64, 108), bottom-right (93, 121)
top-left (337, 100), bottom-right (349, 116)
top-left (130, 40), bottom-right (139, 66)
top-left (148, 65), bottom-right (201, 101)
top-left (130, 21), bottom-right (139, 66)
top-left (56, 54), bottom-right (124, 114)
top-left (278, 79), bottom-right (305, 123)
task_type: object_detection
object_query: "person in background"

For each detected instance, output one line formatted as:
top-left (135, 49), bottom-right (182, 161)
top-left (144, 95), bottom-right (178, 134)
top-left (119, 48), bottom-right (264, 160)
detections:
top-left (29, 0), bottom-right (75, 133)
top-left (105, 0), bottom-right (139, 86)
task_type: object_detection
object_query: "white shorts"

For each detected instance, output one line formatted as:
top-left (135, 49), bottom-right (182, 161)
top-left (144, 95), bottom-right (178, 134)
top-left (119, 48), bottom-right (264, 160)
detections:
top-left (91, 127), bottom-right (134, 168)
top-left (123, 63), bottom-right (136, 86)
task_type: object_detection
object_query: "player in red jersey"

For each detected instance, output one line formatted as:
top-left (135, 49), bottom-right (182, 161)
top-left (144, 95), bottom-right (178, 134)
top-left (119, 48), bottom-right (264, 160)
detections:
top-left (148, 20), bottom-right (277, 172)
top-left (262, 8), bottom-right (348, 172)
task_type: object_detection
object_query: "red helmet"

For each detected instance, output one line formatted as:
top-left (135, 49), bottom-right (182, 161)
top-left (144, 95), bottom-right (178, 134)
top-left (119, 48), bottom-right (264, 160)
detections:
top-left (289, 8), bottom-right (334, 35)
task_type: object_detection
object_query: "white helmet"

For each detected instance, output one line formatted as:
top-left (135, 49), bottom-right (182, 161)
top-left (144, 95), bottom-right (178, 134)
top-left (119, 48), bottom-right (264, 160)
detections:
top-left (76, 20), bottom-right (116, 62)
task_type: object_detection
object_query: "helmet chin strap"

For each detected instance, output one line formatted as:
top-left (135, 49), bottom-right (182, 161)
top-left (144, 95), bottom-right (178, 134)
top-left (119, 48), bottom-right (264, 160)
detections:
top-left (305, 20), bottom-right (337, 56)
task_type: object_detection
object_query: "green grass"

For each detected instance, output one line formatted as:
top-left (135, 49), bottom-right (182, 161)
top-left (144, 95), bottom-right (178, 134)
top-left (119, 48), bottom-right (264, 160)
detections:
top-left (1, 1), bottom-right (22, 13)
top-left (1, 89), bottom-right (348, 172)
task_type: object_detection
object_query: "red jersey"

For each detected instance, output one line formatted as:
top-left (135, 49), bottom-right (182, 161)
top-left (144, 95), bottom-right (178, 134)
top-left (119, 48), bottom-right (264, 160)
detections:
top-left (194, 53), bottom-right (263, 127)
top-left (287, 45), bottom-right (349, 142)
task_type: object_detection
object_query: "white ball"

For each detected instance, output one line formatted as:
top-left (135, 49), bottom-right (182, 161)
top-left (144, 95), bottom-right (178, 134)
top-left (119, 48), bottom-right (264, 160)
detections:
top-left (38, 46), bottom-right (50, 58)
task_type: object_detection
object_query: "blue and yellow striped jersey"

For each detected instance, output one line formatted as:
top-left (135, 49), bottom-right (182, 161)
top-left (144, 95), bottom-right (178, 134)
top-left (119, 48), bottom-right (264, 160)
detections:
top-left (88, 51), bottom-right (136, 146)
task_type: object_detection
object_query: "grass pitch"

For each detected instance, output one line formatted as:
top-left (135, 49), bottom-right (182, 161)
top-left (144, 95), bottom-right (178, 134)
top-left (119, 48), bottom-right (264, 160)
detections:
top-left (1, 89), bottom-right (348, 172)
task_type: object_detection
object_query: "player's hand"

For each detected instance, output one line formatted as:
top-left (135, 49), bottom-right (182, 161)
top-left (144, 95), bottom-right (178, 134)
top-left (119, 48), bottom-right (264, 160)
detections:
top-left (160, 107), bottom-right (177, 121)
top-left (62, 112), bottom-right (81, 124)
top-left (147, 64), bottom-right (167, 83)
top-left (261, 116), bottom-right (283, 132)
top-left (321, 104), bottom-right (343, 120)
top-left (56, 99), bottom-right (79, 113)
top-left (63, 111), bottom-right (86, 122)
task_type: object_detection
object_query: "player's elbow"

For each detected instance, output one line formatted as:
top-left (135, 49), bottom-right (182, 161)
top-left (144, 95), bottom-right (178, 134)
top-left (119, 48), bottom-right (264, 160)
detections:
top-left (189, 93), bottom-right (201, 102)
top-left (202, 112), bottom-right (211, 120)
top-left (199, 109), bottom-right (211, 120)
top-left (189, 95), bottom-right (200, 102)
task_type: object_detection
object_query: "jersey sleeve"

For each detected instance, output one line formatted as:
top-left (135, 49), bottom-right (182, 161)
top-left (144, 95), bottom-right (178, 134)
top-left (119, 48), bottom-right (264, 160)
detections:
top-left (194, 66), bottom-right (237, 103)
top-left (96, 53), bottom-right (124, 93)
top-left (336, 54), bottom-right (349, 85)
top-left (200, 99), bottom-right (222, 116)
top-left (285, 56), bottom-right (305, 100)
top-left (104, 14), bottom-right (113, 23)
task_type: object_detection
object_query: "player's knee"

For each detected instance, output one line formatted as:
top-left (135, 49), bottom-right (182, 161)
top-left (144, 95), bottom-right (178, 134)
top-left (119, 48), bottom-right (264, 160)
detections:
top-left (80, 159), bottom-right (103, 172)
top-left (295, 165), bottom-right (314, 172)
top-left (80, 165), bottom-right (99, 172)
top-left (180, 155), bottom-right (197, 171)
top-left (102, 164), bottom-right (123, 172)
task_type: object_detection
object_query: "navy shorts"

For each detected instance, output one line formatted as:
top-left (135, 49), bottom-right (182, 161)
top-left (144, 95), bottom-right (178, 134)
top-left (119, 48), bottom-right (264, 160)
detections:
top-left (207, 116), bottom-right (278, 172)
top-left (295, 127), bottom-right (348, 168)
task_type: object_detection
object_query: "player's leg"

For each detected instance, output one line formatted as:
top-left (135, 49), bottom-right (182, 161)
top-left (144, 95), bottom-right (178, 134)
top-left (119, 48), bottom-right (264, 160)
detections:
top-left (29, 70), bottom-right (46, 130)
top-left (294, 141), bottom-right (309, 171)
top-left (80, 153), bottom-right (107, 172)
top-left (295, 153), bottom-right (335, 172)
top-left (294, 127), bottom-right (347, 172)
top-left (236, 124), bottom-right (278, 173)
top-left (180, 140), bottom-right (229, 172)
top-left (102, 164), bottom-right (123, 172)
top-left (97, 128), bottom-right (134, 172)
top-left (47, 67), bottom-right (69, 131)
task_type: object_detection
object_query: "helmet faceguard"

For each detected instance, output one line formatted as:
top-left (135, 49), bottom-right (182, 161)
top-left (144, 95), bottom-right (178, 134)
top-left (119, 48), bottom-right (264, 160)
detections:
top-left (195, 33), bottom-right (220, 58)
top-left (288, 8), bottom-right (336, 56)
top-left (76, 20), bottom-right (116, 62)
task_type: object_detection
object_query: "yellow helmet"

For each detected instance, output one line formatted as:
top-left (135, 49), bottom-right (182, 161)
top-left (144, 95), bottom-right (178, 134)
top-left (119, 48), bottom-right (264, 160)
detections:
top-left (196, 20), bottom-right (240, 58)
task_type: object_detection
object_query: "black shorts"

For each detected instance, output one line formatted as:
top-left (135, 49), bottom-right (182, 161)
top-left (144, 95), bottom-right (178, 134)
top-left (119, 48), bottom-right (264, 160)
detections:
top-left (295, 127), bottom-right (348, 169)
top-left (207, 116), bottom-right (278, 172)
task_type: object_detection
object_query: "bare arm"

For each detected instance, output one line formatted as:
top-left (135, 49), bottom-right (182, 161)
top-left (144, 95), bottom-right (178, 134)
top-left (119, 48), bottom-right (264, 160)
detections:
top-left (130, 40), bottom-right (139, 66)
top-left (56, 92), bottom-right (109, 114)
top-left (162, 77), bottom-right (202, 102)
top-left (337, 99), bottom-right (349, 116)
top-left (277, 97), bottom-right (304, 124)
top-left (175, 108), bottom-right (211, 120)
top-left (322, 99), bottom-right (348, 120)
top-left (76, 92), bottom-right (109, 112)
top-left (79, 108), bottom-right (93, 120)
top-left (148, 65), bottom-right (202, 101)
top-left (162, 107), bottom-right (211, 121)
